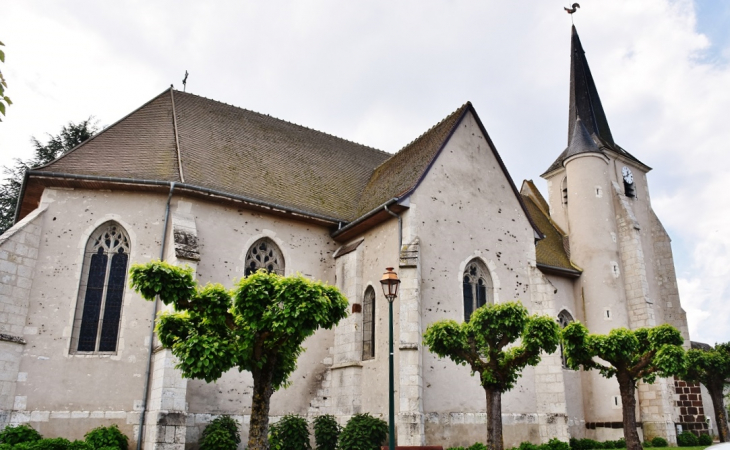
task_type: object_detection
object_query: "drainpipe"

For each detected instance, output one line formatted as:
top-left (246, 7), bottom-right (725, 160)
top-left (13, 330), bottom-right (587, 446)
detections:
top-left (384, 205), bottom-right (402, 252)
top-left (136, 182), bottom-right (175, 450)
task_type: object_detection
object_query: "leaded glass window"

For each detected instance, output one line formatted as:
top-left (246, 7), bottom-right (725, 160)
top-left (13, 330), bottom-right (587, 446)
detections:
top-left (72, 222), bottom-right (130, 354)
top-left (463, 259), bottom-right (492, 322)
top-left (362, 287), bottom-right (375, 360)
top-left (245, 238), bottom-right (284, 276)
top-left (558, 310), bottom-right (574, 368)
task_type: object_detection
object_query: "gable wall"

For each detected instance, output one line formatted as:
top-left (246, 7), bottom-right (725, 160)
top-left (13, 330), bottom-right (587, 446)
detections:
top-left (407, 111), bottom-right (544, 446)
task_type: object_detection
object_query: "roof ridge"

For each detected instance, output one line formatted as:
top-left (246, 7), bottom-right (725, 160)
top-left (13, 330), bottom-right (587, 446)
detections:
top-left (174, 90), bottom-right (390, 157)
top-left (369, 101), bottom-right (471, 173)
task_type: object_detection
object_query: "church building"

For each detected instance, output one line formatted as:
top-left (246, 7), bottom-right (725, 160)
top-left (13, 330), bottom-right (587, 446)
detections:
top-left (0, 26), bottom-right (709, 448)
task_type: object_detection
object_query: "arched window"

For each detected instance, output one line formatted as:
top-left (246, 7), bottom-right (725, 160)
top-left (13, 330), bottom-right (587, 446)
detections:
top-left (245, 238), bottom-right (284, 276)
top-left (72, 222), bottom-right (130, 353)
top-left (561, 177), bottom-right (568, 205)
top-left (463, 259), bottom-right (493, 322)
top-left (362, 287), bottom-right (376, 361)
top-left (558, 310), bottom-right (574, 368)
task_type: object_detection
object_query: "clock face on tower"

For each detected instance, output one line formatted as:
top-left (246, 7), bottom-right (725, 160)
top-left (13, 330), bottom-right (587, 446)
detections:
top-left (622, 166), bottom-right (634, 184)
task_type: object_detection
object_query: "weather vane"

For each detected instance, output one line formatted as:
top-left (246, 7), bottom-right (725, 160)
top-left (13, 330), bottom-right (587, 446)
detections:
top-left (182, 70), bottom-right (189, 92)
top-left (564, 3), bottom-right (580, 23)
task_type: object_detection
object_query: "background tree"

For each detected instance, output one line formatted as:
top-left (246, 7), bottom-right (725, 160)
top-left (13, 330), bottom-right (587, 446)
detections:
top-left (683, 342), bottom-right (730, 442)
top-left (129, 262), bottom-right (349, 450)
top-left (0, 40), bottom-right (12, 120)
top-left (0, 118), bottom-right (97, 234)
top-left (562, 323), bottom-right (686, 450)
top-left (423, 301), bottom-right (560, 450)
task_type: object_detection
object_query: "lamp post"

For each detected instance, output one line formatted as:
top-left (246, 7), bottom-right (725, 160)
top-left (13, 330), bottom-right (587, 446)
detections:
top-left (380, 267), bottom-right (400, 450)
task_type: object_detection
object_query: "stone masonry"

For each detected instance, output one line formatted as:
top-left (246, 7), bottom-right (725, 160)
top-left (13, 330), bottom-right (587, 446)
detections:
top-left (0, 207), bottom-right (45, 427)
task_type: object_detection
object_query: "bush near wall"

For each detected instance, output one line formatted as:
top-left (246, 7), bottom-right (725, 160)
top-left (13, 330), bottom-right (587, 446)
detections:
top-left (0, 424), bottom-right (128, 450)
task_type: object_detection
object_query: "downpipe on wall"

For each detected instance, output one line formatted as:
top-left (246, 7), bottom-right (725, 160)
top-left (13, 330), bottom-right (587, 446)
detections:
top-left (136, 182), bottom-right (176, 450)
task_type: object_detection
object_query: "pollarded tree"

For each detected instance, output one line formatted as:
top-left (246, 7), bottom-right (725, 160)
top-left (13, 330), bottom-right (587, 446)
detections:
top-left (423, 301), bottom-right (560, 450)
top-left (129, 262), bottom-right (349, 450)
top-left (684, 342), bottom-right (730, 442)
top-left (562, 323), bottom-right (686, 450)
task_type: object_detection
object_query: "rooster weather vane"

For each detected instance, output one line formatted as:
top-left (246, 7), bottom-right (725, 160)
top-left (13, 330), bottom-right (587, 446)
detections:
top-left (182, 70), bottom-right (189, 92)
top-left (563, 3), bottom-right (580, 22)
top-left (564, 3), bottom-right (580, 23)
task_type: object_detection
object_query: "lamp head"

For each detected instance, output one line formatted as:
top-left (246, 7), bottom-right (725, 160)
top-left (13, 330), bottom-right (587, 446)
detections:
top-left (380, 267), bottom-right (400, 303)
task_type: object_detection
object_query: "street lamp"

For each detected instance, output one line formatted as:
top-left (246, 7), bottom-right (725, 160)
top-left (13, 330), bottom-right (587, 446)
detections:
top-left (380, 267), bottom-right (400, 450)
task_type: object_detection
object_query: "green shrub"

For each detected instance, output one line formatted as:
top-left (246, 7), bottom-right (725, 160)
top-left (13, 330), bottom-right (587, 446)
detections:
top-left (0, 424), bottom-right (42, 445)
top-left (269, 415), bottom-right (310, 450)
top-left (337, 413), bottom-right (388, 450)
top-left (468, 444), bottom-right (487, 450)
top-left (642, 441), bottom-right (652, 448)
top-left (520, 442), bottom-right (539, 450)
top-left (68, 441), bottom-right (93, 450)
top-left (543, 438), bottom-right (570, 450)
top-left (677, 431), bottom-right (699, 447)
top-left (650, 437), bottom-right (668, 448)
top-left (615, 438), bottom-right (626, 449)
top-left (603, 440), bottom-right (618, 449)
top-left (313, 414), bottom-right (340, 450)
top-left (0, 444), bottom-right (11, 450)
top-left (577, 439), bottom-right (602, 450)
top-left (84, 424), bottom-right (128, 450)
top-left (200, 416), bottom-right (241, 450)
top-left (33, 438), bottom-right (72, 450)
top-left (698, 433), bottom-right (713, 446)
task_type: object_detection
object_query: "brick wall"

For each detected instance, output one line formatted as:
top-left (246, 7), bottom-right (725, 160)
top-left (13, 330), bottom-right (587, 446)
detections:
top-left (674, 378), bottom-right (709, 436)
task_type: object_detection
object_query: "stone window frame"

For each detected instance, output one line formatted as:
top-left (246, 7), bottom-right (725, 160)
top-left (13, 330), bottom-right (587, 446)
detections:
top-left (362, 286), bottom-right (376, 361)
top-left (462, 258), bottom-right (493, 322)
top-left (244, 237), bottom-right (285, 276)
top-left (561, 176), bottom-right (568, 205)
top-left (557, 309), bottom-right (574, 368)
top-left (70, 221), bottom-right (131, 355)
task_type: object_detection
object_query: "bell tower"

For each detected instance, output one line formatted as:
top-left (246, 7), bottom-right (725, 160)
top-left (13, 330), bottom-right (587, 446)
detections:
top-left (541, 26), bottom-right (680, 443)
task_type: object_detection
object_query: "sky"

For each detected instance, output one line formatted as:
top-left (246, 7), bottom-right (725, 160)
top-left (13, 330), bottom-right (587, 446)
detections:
top-left (1, 0), bottom-right (729, 345)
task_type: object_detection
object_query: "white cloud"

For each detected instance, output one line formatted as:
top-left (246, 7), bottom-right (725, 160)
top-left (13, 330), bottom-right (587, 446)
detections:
top-left (0, 0), bottom-right (728, 343)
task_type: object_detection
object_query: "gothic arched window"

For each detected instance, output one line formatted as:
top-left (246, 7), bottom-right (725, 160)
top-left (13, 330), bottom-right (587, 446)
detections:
top-left (362, 287), bottom-right (376, 361)
top-left (245, 238), bottom-right (284, 276)
top-left (558, 309), bottom-right (574, 368)
top-left (72, 222), bottom-right (130, 354)
top-left (463, 259), bottom-right (493, 322)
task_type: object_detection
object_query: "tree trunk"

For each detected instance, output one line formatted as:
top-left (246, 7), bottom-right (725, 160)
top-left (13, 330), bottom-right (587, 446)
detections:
top-left (707, 381), bottom-right (729, 442)
top-left (486, 387), bottom-right (503, 450)
top-left (617, 372), bottom-right (642, 450)
top-left (248, 363), bottom-right (276, 450)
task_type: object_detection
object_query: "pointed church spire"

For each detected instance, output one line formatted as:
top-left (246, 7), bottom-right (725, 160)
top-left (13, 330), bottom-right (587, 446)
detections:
top-left (568, 25), bottom-right (615, 148)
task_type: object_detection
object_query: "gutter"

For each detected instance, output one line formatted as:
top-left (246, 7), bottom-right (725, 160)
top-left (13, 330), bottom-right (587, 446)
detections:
top-left (12, 170), bottom-right (30, 225)
top-left (136, 182), bottom-right (176, 450)
top-left (331, 198), bottom-right (398, 239)
top-left (536, 263), bottom-right (582, 278)
top-left (22, 171), bottom-right (343, 225)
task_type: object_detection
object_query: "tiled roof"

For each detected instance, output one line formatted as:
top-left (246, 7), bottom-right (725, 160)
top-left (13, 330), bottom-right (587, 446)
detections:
top-left (34, 91), bottom-right (182, 181)
top-left (520, 181), bottom-right (579, 274)
top-left (356, 103), bottom-right (470, 217)
top-left (36, 89), bottom-right (391, 221)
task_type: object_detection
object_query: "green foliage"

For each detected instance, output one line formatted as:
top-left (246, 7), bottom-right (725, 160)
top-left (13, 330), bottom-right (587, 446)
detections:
top-left (0, 40), bottom-right (12, 121)
top-left (544, 439), bottom-right (570, 450)
top-left (423, 301), bottom-right (560, 392)
top-left (676, 431), bottom-right (699, 447)
top-left (467, 444), bottom-right (488, 450)
top-left (0, 424), bottom-right (42, 445)
top-left (67, 441), bottom-right (93, 450)
top-left (0, 118), bottom-right (98, 234)
top-left (642, 441), bottom-right (652, 448)
top-left (269, 415), bottom-right (310, 450)
top-left (650, 437), bottom-right (668, 447)
top-left (30, 438), bottom-right (72, 450)
top-left (200, 415), bottom-right (240, 450)
top-left (83, 424), bottom-right (128, 450)
top-left (313, 414), bottom-right (340, 450)
top-left (337, 413), bottom-right (388, 450)
top-left (562, 323), bottom-right (686, 382)
top-left (698, 434), bottom-right (712, 446)
top-left (520, 442), bottom-right (539, 450)
top-left (130, 263), bottom-right (349, 387)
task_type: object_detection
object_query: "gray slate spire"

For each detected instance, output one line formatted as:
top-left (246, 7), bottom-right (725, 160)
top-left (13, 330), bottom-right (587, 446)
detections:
top-left (565, 117), bottom-right (602, 161)
top-left (568, 25), bottom-right (615, 148)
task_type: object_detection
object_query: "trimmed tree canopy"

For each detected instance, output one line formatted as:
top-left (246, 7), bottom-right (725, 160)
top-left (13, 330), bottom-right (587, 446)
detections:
top-left (423, 301), bottom-right (560, 450)
top-left (129, 261), bottom-right (349, 450)
top-left (684, 343), bottom-right (730, 442)
top-left (562, 323), bottom-right (686, 450)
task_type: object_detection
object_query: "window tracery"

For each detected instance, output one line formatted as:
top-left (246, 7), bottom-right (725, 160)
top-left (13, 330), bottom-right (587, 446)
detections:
top-left (245, 238), bottom-right (284, 276)
top-left (72, 222), bottom-right (130, 354)
top-left (463, 259), bottom-right (493, 322)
